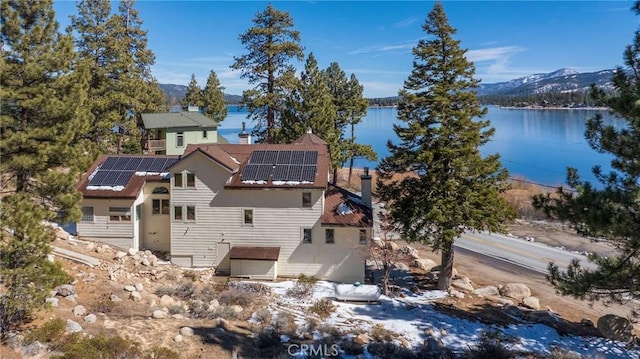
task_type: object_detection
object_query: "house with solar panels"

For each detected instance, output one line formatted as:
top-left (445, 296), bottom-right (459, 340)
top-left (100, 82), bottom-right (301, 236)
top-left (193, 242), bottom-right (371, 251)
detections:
top-left (140, 107), bottom-right (227, 155)
top-left (77, 132), bottom-right (373, 283)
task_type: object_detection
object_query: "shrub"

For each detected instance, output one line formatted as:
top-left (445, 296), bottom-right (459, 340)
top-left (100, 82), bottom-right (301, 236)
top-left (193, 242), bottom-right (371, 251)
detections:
top-left (228, 281), bottom-right (272, 296)
top-left (144, 346), bottom-right (181, 359)
top-left (367, 341), bottom-right (415, 359)
top-left (216, 306), bottom-right (240, 320)
top-left (274, 311), bottom-right (297, 335)
top-left (60, 335), bottom-right (143, 359)
top-left (196, 285), bottom-right (217, 303)
top-left (168, 305), bottom-right (186, 315)
top-left (183, 270), bottom-right (198, 282)
top-left (24, 318), bottom-right (66, 346)
top-left (254, 308), bottom-right (272, 325)
top-left (286, 274), bottom-right (317, 299)
top-left (155, 282), bottom-right (194, 300)
top-left (317, 323), bottom-right (341, 341)
top-left (255, 327), bottom-right (281, 349)
top-left (218, 289), bottom-right (253, 307)
top-left (309, 298), bottom-right (336, 318)
top-left (464, 330), bottom-right (516, 359)
top-left (370, 326), bottom-right (398, 342)
top-left (340, 339), bottom-right (364, 355)
top-left (547, 346), bottom-right (581, 359)
top-left (90, 296), bottom-right (114, 314)
top-left (187, 300), bottom-right (209, 319)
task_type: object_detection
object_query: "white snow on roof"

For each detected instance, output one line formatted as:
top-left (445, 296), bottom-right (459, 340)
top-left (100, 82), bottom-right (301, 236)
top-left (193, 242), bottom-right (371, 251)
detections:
top-left (241, 180), bottom-right (267, 185)
top-left (229, 155), bottom-right (240, 165)
top-left (337, 202), bottom-right (353, 215)
top-left (86, 185), bottom-right (125, 191)
top-left (134, 171), bottom-right (169, 177)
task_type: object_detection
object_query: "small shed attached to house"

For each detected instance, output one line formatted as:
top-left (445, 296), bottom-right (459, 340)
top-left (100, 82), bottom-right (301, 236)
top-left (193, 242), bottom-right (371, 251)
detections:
top-left (229, 246), bottom-right (280, 281)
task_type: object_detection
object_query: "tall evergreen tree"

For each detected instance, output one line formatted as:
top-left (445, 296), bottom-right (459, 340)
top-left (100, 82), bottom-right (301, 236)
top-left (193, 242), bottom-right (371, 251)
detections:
top-left (0, 0), bottom-right (85, 332)
top-left (202, 70), bottom-right (228, 123)
top-left (343, 73), bottom-right (376, 185)
top-left (183, 73), bottom-right (203, 108)
top-left (280, 53), bottom-right (339, 166)
top-left (72, 0), bottom-right (165, 156)
top-left (231, 4), bottom-right (304, 143)
top-left (533, 2), bottom-right (640, 304)
top-left (376, 3), bottom-right (513, 290)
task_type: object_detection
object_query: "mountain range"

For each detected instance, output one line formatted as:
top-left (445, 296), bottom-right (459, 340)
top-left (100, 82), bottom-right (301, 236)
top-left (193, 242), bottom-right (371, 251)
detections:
top-left (476, 68), bottom-right (615, 97)
top-left (159, 68), bottom-right (617, 104)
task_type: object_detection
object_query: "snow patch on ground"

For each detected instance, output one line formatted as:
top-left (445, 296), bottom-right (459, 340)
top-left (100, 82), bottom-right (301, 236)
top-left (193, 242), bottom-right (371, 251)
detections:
top-left (260, 280), bottom-right (639, 359)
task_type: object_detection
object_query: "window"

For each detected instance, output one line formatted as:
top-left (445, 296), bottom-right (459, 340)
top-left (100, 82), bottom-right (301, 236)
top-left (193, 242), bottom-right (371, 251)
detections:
top-left (177, 132), bottom-right (184, 147)
top-left (202, 130), bottom-right (208, 139)
top-left (325, 229), bottom-right (335, 244)
top-left (80, 207), bottom-right (94, 223)
top-left (186, 205), bottom-right (196, 221)
top-left (152, 186), bottom-right (169, 194)
top-left (174, 206), bottom-right (182, 220)
top-left (152, 199), bottom-right (170, 215)
top-left (109, 207), bottom-right (131, 222)
top-left (174, 173), bottom-right (182, 187)
top-left (302, 192), bottom-right (312, 208)
top-left (186, 173), bottom-right (195, 187)
top-left (243, 209), bottom-right (253, 226)
top-left (302, 228), bottom-right (312, 244)
top-left (359, 230), bottom-right (367, 245)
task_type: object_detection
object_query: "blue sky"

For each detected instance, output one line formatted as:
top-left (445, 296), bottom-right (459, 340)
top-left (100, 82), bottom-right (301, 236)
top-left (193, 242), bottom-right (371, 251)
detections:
top-left (53, 1), bottom-right (638, 98)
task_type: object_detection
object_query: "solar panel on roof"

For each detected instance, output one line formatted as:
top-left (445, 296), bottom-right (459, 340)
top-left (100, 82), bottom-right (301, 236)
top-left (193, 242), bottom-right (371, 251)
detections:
top-left (124, 157), bottom-right (143, 170)
top-left (273, 164), bottom-right (289, 181)
top-left (287, 165), bottom-right (303, 181)
top-left (102, 171), bottom-right (121, 185)
top-left (303, 151), bottom-right (318, 165)
top-left (114, 171), bottom-right (134, 186)
top-left (138, 157), bottom-right (155, 170)
top-left (164, 158), bottom-right (178, 170)
top-left (149, 158), bottom-right (167, 172)
top-left (256, 164), bottom-right (273, 181)
top-left (263, 150), bottom-right (278, 164)
top-left (291, 151), bottom-right (305, 165)
top-left (100, 157), bottom-right (119, 170)
top-left (302, 165), bottom-right (316, 182)
top-left (242, 164), bottom-right (259, 181)
top-left (88, 171), bottom-right (109, 186)
top-left (276, 151), bottom-right (292, 164)
top-left (249, 151), bottom-right (266, 164)
top-left (113, 157), bottom-right (131, 170)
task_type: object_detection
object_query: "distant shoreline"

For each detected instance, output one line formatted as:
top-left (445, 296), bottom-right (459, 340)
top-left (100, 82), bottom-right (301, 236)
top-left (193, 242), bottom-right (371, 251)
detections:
top-left (497, 105), bottom-right (609, 111)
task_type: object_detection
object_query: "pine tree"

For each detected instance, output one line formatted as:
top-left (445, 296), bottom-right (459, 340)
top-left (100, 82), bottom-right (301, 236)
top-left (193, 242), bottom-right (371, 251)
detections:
top-left (343, 73), bottom-right (376, 185)
top-left (183, 73), bottom-right (203, 108)
top-left (202, 70), bottom-right (228, 123)
top-left (73, 0), bottom-right (165, 156)
top-left (231, 4), bottom-right (304, 143)
top-left (376, 3), bottom-right (514, 290)
top-left (533, 2), bottom-right (640, 304)
top-left (0, 0), bottom-right (84, 333)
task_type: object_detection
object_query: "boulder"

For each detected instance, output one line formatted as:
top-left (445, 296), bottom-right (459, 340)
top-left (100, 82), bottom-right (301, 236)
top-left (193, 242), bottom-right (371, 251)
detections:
top-left (66, 319), bottom-right (83, 333)
top-left (581, 318), bottom-right (594, 327)
top-left (142, 258), bottom-right (151, 266)
top-left (73, 305), bottom-right (87, 316)
top-left (449, 288), bottom-right (465, 299)
top-left (160, 295), bottom-right (175, 307)
top-left (472, 286), bottom-right (500, 298)
top-left (124, 285), bottom-right (136, 292)
top-left (172, 314), bottom-right (184, 320)
top-left (152, 310), bottom-right (168, 319)
top-left (174, 334), bottom-right (183, 343)
top-left (110, 294), bottom-right (122, 302)
top-left (85, 242), bottom-right (95, 252)
top-left (451, 277), bottom-right (474, 292)
top-left (84, 314), bottom-right (97, 323)
top-left (401, 245), bottom-right (420, 259)
top-left (410, 258), bottom-right (437, 271)
top-left (64, 294), bottom-right (78, 304)
top-left (499, 283), bottom-right (531, 301)
top-left (55, 227), bottom-right (70, 241)
top-left (21, 341), bottom-right (47, 358)
top-left (230, 305), bottom-right (243, 313)
top-left (179, 327), bottom-right (194, 337)
top-left (521, 296), bottom-right (540, 310)
top-left (128, 248), bottom-right (138, 256)
top-left (597, 314), bottom-right (634, 343)
top-left (7, 334), bottom-right (24, 350)
top-left (134, 283), bottom-right (144, 291)
top-left (46, 297), bottom-right (59, 307)
top-left (385, 241), bottom-right (399, 251)
top-left (354, 333), bottom-right (371, 345)
top-left (55, 284), bottom-right (76, 297)
top-left (393, 262), bottom-right (410, 271)
top-left (486, 296), bottom-right (513, 306)
top-left (130, 291), bottom-right (142, 302)
top-left (208, 299), bottom-right (220, 312)
top-left (503, 305), bottom-right (525, 319)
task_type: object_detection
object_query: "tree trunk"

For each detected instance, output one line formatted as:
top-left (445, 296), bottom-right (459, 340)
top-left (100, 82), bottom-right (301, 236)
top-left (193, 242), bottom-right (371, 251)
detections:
top-left (382, 263), bottom-right (390, 296)
top-left (347, 122), bottom-right (355, 186)
top-left (332, 168), bottom-right (338, 185)
top-left (437, 243), bottom-right (455, 290)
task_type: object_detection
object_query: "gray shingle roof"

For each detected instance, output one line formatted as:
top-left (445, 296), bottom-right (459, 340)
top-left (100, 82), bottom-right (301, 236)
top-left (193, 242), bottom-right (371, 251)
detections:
top-left (141, 112), bottom-right (218, 129)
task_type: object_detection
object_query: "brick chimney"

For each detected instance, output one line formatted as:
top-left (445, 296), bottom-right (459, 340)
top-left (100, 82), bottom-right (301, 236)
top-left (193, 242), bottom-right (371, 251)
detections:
top-left (238, 122), bottom-right (251, 144)
top-left (360, 167), bottom-right (372, 209)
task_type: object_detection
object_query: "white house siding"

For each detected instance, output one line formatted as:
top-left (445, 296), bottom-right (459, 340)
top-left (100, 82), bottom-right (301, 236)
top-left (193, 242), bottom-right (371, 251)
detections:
top-left (77, 198), bottom-right (136, 249)
top-left (169, 152), bottom-right (369, 283)
top-left (166, 127), bottom-right (218, 155)
top-left (141, 182), bottom-right (171, 252)
top-left (231, 260), bottom-right (277, 281)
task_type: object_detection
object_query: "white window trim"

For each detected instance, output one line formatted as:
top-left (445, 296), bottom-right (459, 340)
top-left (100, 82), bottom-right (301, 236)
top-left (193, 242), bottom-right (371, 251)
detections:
top-left (186, 172), bottom-right (196, 188)
top-left (185, 205), bottom-right (196, 222)
top-left (108, 206), bottom-right (131, 222)
top-left (152, 199), bottom-right (170, 215)
top-left (302, 192), bottom-right (312, 208)
top-left (173, 205), bottom-right (183, 221)
top-left (242, 208), bottom-right (254, 227)
top-left (176, 132), bottom-right (184, 147)
top-left (174, 172), bottom-right (183, 188)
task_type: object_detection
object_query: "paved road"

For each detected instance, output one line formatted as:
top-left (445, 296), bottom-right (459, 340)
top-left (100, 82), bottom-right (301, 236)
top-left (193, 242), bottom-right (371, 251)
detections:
top-left (455, 231), bottom-right (597, 274)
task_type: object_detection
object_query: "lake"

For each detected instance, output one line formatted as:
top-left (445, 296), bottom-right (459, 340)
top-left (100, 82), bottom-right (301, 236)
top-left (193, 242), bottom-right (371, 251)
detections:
top-left (218, 105), bottom-right (622, 187)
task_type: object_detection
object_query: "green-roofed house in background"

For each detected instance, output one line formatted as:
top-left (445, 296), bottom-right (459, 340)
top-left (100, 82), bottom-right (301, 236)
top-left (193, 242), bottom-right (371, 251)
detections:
top-left (141, 106), bottom-right (228, 155)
